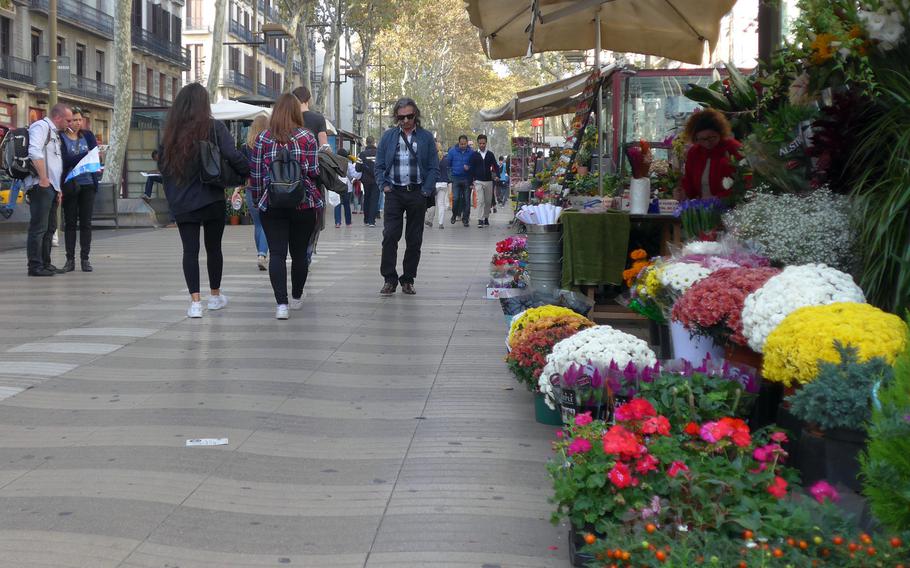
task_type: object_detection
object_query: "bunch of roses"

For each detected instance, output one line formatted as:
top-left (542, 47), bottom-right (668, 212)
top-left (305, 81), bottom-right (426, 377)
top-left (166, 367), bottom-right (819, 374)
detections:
top-left (740, 264), bottom-right (866, 352)
top-left (505, 324), bottom-right (588, 391)
top-left (762, 302), bottom-right (908, 386)
top-left (548, 399), bottom-right (798, 536)
top-left (671, 267), bottom-right (781, 346)
top-left (508, 305), bottom-right (586, 345)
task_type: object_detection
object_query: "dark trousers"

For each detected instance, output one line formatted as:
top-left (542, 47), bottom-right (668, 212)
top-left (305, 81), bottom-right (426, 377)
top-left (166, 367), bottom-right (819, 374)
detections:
top-left (144, 175), bottom-right (162, 198)
top-left (25, 185), bottom-right (58, 272)
top-left (62, 181), bottom-right (96, 261)
top-left (334, 191), bottom-right (352, 225)
top-left (261, 207), bottom-right (318, 305)
top-left (452, 179), bottom-right (471, 222)
top-left (380, 188), bottom-right (427, 285)
top-left (177, 216), bottom-right (225, 295)
top-left (363, 184), bottom-right (379, 224)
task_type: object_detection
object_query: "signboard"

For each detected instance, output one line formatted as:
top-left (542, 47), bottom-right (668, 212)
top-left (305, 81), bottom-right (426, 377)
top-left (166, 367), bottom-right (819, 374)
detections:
top-left (530, 117), bottom-right (544, 128)
top-left (35, 56), bottom-right (71, 90)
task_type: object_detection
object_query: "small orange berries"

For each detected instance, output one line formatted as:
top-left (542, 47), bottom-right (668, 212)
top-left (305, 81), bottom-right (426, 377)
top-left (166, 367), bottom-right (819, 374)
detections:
top-left (583, 533), bottom-right (596, 545)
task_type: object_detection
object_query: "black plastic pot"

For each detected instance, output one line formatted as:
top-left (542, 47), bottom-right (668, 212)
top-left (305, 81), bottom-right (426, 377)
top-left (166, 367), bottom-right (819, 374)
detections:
top-left (824, 428), bottom-right (866, 492)
top-left (559, 388), bottom-right (610, 425)
top-left (568, 523), bottom-right (603, 567)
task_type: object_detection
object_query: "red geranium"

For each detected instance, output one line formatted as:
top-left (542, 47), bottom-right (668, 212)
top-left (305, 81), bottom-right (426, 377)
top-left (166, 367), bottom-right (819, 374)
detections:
top-left (602, 424), bottom-right (644, 460)
top-left (671, 267), bottom-right (781, 346)
top-left (684, 422), bottom-right (700, 436)
top-left (608, 462), bottom-right (638, 488)
top-left (700, 417), bottom-right (751, 447)
top-left (635, 453), bottom-right (660, 474)
top-left (766, 475), bottom-right (788, 499)
top-left (667, 460), bottom-right (689, 478)
top-left (614, 398), bottom-right (656, 422)
top-left (641, 415), bottom-right (671, 436)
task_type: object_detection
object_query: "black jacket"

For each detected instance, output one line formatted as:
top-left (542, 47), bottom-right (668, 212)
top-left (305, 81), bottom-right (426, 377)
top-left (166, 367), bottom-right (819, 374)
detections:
top-left (470, 150), bottom-right (499, 182)
top-left (356, 144), bottom-right (378, 189)
top-left (60, 129), bottom-right (99, 190)
top-left (158, 120), bottom-right (249, 216)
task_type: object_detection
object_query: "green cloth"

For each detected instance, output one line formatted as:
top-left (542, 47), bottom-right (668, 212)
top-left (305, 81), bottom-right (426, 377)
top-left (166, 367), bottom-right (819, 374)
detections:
top-left (561, 210), bottom-right (631, 289)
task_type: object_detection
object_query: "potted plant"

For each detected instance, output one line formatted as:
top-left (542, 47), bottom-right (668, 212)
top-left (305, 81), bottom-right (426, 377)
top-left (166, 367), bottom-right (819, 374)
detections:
top-left (786, 343), bottom-right (894, 491)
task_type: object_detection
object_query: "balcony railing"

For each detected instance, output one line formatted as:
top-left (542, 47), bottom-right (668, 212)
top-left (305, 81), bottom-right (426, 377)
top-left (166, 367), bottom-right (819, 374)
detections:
top-left (30, 0), bottom-right (114, 40)
top-left (64, 75), bottom-right (115, 103)
top-left (258, 83), bottom-right (277, 99)
top-left (133, 92), bottom-right (169, 107)
top-left (223, 69), bottom-right (252, 92)
top-left (132, 27), bottom-right (190, 69)
top-left (0, 55), bottom-right (35, 84)
top-left (228, 20), bottom-right (253, 43)
top-left (264, 44), bottom-right (287, 64)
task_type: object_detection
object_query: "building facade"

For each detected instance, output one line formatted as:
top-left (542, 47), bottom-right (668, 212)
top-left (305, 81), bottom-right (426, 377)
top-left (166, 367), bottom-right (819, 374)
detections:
top-left (183, 0), bottom-right (298, 102)
top-left (0, 0), bottom-right (186, 142)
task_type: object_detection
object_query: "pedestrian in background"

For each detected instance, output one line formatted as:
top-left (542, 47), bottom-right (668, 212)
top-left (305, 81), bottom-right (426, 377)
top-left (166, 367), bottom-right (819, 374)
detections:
top-left (158, 83), bottom-right (249, 318)
top-left (358, 136), bottom-right (379, 227)
top-left (235, 115), bottom-right (270, 271)
top-left (469, 134), bottom-right (498, 228)
top-left (249, 93), bottom-right (322, 320)
top-left (334, 147), bottom-right (356, 228)
top-left (292, 86), bottom-right (329, 148)
top-left (375, 97), bottom-right (439, 295)
top-left (426, 141), bottom-right (450, 229)
top-left (447, 135), bottom-right (474, 227)
top-left (60, 109), bottom-right (100, 272)
top-left (24, 103), bottom-right (71, 277)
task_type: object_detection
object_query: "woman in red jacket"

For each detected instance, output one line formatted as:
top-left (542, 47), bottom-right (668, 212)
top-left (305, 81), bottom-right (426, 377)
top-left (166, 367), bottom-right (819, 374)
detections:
top-left (680, 109), bottom-right (741, 200)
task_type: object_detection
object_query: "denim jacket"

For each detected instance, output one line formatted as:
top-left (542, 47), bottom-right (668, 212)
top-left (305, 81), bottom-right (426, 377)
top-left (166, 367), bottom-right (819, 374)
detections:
top-left (374, 126), bottom-right (439, 196)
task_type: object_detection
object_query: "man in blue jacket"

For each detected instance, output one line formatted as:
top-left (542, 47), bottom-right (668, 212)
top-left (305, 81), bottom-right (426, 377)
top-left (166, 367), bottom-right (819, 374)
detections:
top-left (446, 135), bottom-right (474, 227)
top-left (374, 97), bottom-right (439, 295)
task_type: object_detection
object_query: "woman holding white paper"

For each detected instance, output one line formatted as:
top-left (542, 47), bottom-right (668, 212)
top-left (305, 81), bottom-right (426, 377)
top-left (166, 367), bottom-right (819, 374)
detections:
top-left (60, 110), bottom-right (100, 273)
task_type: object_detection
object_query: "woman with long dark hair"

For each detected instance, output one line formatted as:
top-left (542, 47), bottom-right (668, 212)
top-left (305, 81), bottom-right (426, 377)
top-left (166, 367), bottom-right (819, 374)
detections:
top-left (249, 93), bottom-right (322, 320)
top-left (158, 83), bottom-right (249, 318)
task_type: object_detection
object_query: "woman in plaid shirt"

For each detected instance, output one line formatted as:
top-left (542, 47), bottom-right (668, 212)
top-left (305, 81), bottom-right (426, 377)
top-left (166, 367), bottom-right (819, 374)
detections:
top-left (248, 93), bottom-right (322, 320)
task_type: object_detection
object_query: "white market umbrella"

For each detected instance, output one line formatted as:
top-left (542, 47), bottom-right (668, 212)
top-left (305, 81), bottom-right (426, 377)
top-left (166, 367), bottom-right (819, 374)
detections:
top-left (210, 100), bottom-right (271, 121)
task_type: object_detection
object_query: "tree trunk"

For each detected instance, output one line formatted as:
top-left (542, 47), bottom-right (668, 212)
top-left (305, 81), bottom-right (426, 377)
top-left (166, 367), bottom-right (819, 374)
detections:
top-left (298, 24), bottom-right (312, 92)
top-left (315, 32), bottom-right (337, 113)
top-left (352, 37), bottom-right (371, 137)
top-left (102, 0), bottom-right (132, 189)
top-left (282, 5), bottom-right (305, 92)
top-left (207, 0), bottom-right (227, 99)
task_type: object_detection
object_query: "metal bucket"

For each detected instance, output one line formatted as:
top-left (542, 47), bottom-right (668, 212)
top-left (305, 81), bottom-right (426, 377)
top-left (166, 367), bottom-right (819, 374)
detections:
top-left (526, 224), bottom-right (562, 292)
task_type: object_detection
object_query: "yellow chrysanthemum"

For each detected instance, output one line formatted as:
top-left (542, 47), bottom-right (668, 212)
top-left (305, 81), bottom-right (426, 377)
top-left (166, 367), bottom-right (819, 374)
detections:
top-left (508, 305), bottom-right (590, 345)
top-left (763, 303), bottom-right (908, 386)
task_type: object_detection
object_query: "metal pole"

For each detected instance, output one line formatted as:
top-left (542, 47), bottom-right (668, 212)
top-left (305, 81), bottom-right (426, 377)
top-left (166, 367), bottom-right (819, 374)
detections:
top-left (595, 11), bottom-right (603, 196)
top-left (252, 0), bottom-right (259, 96)
top-left (49, 0), bottom-right (58, 106)
top-left (334, 6), bottom-right (342, 126)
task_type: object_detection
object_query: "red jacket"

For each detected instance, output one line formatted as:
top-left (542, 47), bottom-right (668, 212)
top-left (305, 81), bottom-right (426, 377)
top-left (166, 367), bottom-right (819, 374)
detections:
top-left (681, 138), bottom-right (742, 199)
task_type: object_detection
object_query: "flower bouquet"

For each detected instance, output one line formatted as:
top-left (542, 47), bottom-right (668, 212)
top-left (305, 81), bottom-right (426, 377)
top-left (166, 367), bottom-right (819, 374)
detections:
top-left (763, 302), bottom-right (907, 386)
top-left (508, 305), bottom-right (585, 348)
top-left (627, 140), bottom-right (653, 179)
top-left (671, 267), bottom-right (782, 347)
top-left (674, 198), bottom-right (727, 241)
top-left (740, 263), bottom-right (866, 353)
top-left (622, 249), bottom-right (651, 287)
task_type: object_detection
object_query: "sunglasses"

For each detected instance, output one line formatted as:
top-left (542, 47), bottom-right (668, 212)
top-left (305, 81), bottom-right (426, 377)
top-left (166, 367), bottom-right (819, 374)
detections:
top-left (396, 113), bottom-right (416, 122)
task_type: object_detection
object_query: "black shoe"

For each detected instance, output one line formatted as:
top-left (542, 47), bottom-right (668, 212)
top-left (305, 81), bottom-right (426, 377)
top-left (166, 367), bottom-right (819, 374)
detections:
top-left (463, 222), bottom-right (470, 227)
top-left (28, 268), bottom-right (55, 277)
top-left (380, 282), bottom-right (397, 295)
top-left (450, 214), bottom-right (456, 225)
top-left (478, 220), bottom-right (484, 228)
top-left (401, 283), bottom-right (416, 295)
top-left (484, 219), bottom-right (490, 226)
top-left (424, 220), bottom-right (432, 227)
top-left (81, 259), bottom-right (93, 272)
top-left (45, 264), bottom-right (65, 274)
top-left (63, 259), bottom-right (76, 272)
top-left (493, 207), bottom-right (497, 214)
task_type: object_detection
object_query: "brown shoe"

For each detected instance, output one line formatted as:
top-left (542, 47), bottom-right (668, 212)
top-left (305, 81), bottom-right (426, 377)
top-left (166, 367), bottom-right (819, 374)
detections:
top-left (380, 282), bottom-right (397, 295)
top-left (401, 283), bottom-right (416, 295)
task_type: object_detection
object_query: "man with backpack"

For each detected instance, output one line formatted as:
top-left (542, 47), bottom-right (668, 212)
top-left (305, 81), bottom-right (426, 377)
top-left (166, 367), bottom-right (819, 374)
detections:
top-left (358, 136), bottom-right (379, 227)
top-left (374, 97), bottom-right (439, 295)
top-left (22, 104), bottom-right (72, 276)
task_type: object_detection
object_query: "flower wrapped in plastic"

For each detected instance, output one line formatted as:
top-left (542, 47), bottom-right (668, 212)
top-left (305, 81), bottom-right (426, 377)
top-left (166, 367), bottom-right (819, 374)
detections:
top-left (762, 303), bottom-right (908, 386)
top-left (672, 267), bottom-right (781, 346)
top-left (740, 264), bottom-right (865, 353)
top-left (508, 305), bottom-right (586, 347)
top-left (658, 262), bottom-right (715, 296)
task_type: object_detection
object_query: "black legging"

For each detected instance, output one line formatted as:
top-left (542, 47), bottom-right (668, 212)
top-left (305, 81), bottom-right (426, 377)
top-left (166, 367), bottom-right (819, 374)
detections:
top-left (62, 181), bottom-right (96, 260)
top-left (260, 207), bottom-right (318, 305)
top-left (177, 217), bottom-right (225, 295)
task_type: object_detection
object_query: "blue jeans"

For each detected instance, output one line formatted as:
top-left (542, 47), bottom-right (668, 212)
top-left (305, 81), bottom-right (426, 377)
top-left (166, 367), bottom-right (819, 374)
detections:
top-left (452, 178), bottom-right (472, 222)
top-left (1, 179), bottom-right (23, 218)
top-left (245, 190), bottom-right (268, 256)
top-left (334, 191), bottom-right (352, 225)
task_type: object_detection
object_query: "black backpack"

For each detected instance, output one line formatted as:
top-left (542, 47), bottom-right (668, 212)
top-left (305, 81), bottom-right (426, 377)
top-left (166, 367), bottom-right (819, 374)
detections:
top-left (1, 127), bottom-right (50, 180)
top-left (268, 145), bottom-right (304, 208)
top-left (199, 123), bottom-right (244, 189)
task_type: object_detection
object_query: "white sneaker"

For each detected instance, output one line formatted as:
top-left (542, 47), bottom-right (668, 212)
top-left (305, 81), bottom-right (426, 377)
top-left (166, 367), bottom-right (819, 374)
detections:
top-left (276, 304), bottom-right (289, 319)
top-left (207, 294), bottom-right (228, 310)
top-left (290, 293), bottom-right (306, 310)
top-left (257, 255), bottom-right (267, 271)
top-left (187, 301), bottom-right (203, 318)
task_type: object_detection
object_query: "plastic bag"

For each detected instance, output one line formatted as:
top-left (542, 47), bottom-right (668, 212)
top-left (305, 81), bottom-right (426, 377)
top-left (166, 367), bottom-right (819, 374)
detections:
top-left (326, 190), bottom-right (341, 208)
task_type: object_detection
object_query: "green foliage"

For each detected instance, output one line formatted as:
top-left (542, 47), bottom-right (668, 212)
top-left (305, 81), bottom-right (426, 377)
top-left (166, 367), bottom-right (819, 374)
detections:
top-left (684, 62), bottom-right (759, 140)
top-left (786, 342), bottom-right (893, 431)
top-left (861, 326), bottom-right (910, 531)
top-left (635, 371), bottom-right (754, 425)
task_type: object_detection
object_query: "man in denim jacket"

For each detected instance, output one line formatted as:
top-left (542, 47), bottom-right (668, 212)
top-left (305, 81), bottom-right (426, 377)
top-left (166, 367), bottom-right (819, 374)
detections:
top-left (374, 97), bottom-right (439, 295)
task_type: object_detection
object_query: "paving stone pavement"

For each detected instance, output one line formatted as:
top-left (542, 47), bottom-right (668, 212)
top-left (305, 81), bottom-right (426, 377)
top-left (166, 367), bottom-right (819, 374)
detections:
top-left (0, 211), bottom-right (570, 567)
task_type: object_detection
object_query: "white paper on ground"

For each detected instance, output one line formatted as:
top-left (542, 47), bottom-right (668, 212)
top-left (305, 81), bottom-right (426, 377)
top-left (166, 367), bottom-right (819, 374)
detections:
top-left (186, 438), bottom-right (228, 447)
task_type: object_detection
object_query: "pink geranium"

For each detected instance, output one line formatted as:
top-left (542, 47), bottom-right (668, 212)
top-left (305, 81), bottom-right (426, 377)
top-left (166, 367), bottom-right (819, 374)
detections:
top-left (809, 480), bottom-right (840, 504)
top-left (700, 417), bottom-right (751, 448)
top-left (574, 412), bottom-right (593, 427)
top-left (567, 438), bottom-right (593, 456)
top-left (641, 415), bottom-right (671, 436)
top-left (672, 267), bottom-right (781, 346)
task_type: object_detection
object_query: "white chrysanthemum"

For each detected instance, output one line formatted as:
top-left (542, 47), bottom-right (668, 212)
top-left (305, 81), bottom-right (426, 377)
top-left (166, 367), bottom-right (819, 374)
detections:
top-left (740, 264), bottom-right (865, 352)
top-left (538, 325), bottom-right (657, 386)
top-left (682, 241), bottom-right (726, 256)
top-left (658, 262), bottom-right (714, 294)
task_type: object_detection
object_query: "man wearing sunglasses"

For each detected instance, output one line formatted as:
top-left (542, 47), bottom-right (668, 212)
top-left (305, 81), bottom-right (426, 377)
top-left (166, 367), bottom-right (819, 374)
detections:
top-left (374, 98), bottom-right (440, 295)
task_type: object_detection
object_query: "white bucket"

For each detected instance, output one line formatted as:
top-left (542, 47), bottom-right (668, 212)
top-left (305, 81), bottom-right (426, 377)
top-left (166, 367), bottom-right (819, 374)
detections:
top-left (630, 178), bottom-right (651, 214)
top-left (669, 320), bottom-right (724, 363)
